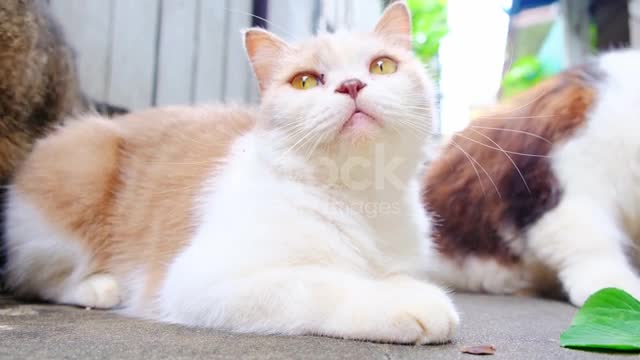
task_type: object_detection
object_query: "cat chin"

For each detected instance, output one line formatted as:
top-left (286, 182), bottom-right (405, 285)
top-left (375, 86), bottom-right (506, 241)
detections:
top-left (334, 111), bottom-right (382, 145)
top-left (339, 125), bottom-right (382, 147)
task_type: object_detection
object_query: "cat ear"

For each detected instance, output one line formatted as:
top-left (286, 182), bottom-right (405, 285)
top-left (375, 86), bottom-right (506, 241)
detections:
top-left (244, 28), bottom-right (290, 92)
top-left (374, 1), bottom-right (412, 50)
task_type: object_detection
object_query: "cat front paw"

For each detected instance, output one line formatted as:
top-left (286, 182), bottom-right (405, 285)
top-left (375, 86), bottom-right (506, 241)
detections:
top-left (565, 271), bottom-right (640, 307)
top-left (333, 278), bottom-right (459, 344)
top-left (389, 288), bottom-right (459, 344)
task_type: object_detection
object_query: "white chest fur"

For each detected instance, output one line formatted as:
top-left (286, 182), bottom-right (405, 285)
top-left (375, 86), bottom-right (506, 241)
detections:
top-left (154, 130), bottom-right (458, 343)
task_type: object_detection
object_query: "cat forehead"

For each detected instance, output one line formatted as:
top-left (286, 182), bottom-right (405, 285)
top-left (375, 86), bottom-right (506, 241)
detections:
top-left (284, 32), bottom-right (397, 70)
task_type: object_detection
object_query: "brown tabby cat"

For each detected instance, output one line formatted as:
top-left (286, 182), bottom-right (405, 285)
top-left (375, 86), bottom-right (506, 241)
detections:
top-left (0, 0), bottom-right (126, 272)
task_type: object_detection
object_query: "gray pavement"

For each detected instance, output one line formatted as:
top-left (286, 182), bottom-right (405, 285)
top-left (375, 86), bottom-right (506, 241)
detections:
top-left (0, 293), bottom-right (635, 359)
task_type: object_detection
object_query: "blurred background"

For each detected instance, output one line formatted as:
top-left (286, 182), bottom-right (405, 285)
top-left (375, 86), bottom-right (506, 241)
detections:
top-left (49, 0), bottom-right (640, 135)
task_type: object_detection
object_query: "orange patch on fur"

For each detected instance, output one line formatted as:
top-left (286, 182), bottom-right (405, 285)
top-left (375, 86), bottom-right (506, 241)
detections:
top-left (13, 105), bottom-right (256, 301)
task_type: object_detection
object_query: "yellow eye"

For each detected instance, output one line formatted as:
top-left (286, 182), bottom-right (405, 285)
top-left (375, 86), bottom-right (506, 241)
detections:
top-left (370, 57), bottom-right (398, 75)
top-left (290, 73), bottom-right (320, 90)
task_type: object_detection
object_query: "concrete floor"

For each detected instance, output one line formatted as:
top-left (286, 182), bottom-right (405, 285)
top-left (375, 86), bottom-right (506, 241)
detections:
top-left (0, 293), bottom-right (635, 359)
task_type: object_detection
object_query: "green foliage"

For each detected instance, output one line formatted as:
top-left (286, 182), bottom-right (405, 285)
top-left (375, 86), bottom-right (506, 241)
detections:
top-left (502, 20), bottom-right (599, 99)
top-left (408, 0), bottom-right (448, 63)
top-left (560, 288), bottom-right (640, 352)
top-left (501, 56), bottom-right (546, 98)
top-left (589, 22), bottom-right (598, 51)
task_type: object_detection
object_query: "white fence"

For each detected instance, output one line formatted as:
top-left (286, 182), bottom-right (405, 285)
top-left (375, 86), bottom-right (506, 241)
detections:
top-left (631, 0), bottom-right (640, 48)
top-left (50, 0), bottom-right (256, 110)
top-left (50, 0), bottom-right (383, 110)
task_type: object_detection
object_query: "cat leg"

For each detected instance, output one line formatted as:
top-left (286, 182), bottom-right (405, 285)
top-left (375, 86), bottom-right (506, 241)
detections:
top-left (527, 198), bottom-right (640, 306)
top-left (161, 266), bottom-right (458, 344)
top-left (427, 256), bottom-right (529, 295)
top-left (4, 188), bottom-right (121, 309)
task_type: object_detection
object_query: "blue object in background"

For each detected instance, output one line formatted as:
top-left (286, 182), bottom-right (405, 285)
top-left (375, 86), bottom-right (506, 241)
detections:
top-left (537, 18), bottom-right (568, 76)
top-left (508, 0), bottom-right (557, 14)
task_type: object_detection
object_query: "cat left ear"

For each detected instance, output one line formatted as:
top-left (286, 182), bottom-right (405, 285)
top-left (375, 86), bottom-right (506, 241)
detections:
top-left (374, 1), bottom-right (412, 50)
top-left (244, 28), bottom-right (290, 92)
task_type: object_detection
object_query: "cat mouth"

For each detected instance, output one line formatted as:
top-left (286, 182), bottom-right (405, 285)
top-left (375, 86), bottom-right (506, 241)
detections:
top-left (340, 109), bottom-right (380, 133)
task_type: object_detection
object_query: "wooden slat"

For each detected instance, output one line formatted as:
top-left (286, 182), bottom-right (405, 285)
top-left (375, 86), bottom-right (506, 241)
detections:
top-left (107, 0), bottom-right (160, 109)
top-left (561, 0), bottom-right (591, 65)
top-left (223, 0), bottom-right (253, 102)
top-left (155, 0), bottom-right (198, 106)
top-left (268, 0), bottom-right (315, 42)
top-left (351, 0), bottom-right (382, 31)
top-left (49, 0), bottom-right (113, 101)
top-left (193, 0), bottom-right (227, 104)
top-left (632, 0), bottom-right (640, 49)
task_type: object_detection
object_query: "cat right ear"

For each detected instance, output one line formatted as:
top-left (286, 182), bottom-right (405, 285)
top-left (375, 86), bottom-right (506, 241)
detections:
top-left (243, 28), bottom-right (289, 93)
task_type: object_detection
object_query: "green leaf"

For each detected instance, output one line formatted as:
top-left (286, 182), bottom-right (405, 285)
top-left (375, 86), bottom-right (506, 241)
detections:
top-left (560, 288), bottom-right (640, 352)
top-left (408, 0), bottom-right (448, 63)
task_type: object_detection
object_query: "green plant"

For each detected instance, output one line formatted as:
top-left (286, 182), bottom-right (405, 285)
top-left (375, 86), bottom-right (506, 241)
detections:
top-left (560, 288), bottom-right (640, 352)
top-left (408, 0), bottom-right (448, 63)
top-left (501, 56), bottom-right (546, 99)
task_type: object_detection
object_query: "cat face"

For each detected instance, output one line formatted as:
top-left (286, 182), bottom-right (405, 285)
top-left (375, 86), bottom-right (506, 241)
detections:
top-left (244, 2), bottom-right (433, 155)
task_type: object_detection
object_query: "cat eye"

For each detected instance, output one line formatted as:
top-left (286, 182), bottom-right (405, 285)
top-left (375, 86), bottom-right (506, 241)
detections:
top-left (290, 73), bottom-right (321, 90)
top-left (370, 57), bottom-right (398, 75)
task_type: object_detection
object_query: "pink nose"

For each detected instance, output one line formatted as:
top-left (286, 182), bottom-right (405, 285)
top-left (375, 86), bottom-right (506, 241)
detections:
top-left (335, 79), bottom-right (366, 99)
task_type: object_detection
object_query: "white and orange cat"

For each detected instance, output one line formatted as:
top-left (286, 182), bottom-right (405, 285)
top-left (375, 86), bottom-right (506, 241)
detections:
top-left (2, 3), bottom-right (458, 344)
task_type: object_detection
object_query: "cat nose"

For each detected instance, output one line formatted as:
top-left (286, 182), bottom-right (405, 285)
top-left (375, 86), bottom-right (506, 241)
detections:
top-left (335, 79), bottom-right (366, 99)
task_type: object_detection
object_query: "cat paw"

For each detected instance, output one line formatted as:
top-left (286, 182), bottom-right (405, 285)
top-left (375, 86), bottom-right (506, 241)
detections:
top-left (388, 290), bottom-right (459, 344)
top-left (334, 278), bottom-right (459, 344)
top-left (69, 274), bottom-right (121, 309)
top-left (566, 272), bottom-right (640, 307)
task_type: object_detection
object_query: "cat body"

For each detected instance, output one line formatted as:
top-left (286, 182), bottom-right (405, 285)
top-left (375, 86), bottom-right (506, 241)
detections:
top-left (0, 0), bottom-right (89, 273)
top-left (3, 3), bottom-right (458, 344)
top-left (425, 49), bottom-right (640, 306)
top-left (0, 0), bottom-right (93, 182)
top-left (0, 0), bottom-right (126, 272)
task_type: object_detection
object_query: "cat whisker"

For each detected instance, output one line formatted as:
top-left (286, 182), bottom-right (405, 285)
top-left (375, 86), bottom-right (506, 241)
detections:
top-left (280, 125), bottom-right (312, 145)
top-left (449, 141), bottom-right (487, 196)
top-left (140, 160), bottom-right (215, 166)
top-left (468, 128), bottom-right (531, 194)
top-left (385, 119), bottom-right (404, 136)
top-left (279, 124), bottom-right (323, 161)
top-left (476, 114), bottom-right (557, 120)
top-left (452, 140), bottom-right (502, 198)
top-left (306, 130), bottom-right (330, 161)
top-left (490, 85), bottom-right (556, 115)
top-left (453, 133), bottom-right (550, 158)
top-left (396, 120), bottom-right (430, 137)
top-left (149, 184), bottom-right (202, 196)
top-left (398, 117), bottom-right (432, 133)
top-left (470, 125), bottom-right (553, 144)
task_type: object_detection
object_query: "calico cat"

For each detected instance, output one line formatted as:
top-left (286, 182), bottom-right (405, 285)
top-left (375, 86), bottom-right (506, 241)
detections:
top-left (0, 0), bottom-right (126, 272)
top-left (425, 49), bottom-right (640, 306)
top-left (2, 3), bottom-right (459, 344)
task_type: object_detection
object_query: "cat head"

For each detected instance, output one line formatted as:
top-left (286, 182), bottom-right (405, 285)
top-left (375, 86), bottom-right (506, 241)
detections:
top-left (244, 1), bottom-right (433, 157)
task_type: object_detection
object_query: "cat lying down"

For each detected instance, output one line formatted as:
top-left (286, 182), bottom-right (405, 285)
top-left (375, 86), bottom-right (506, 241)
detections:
top-left (425, 50), bottom-right (640, 306)
top-left (2, 2), bottom-right (458, 344)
